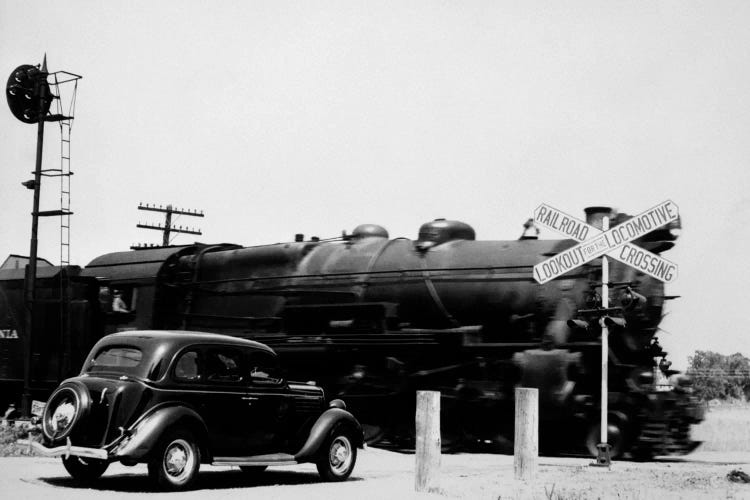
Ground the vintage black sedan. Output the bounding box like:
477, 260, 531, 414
24, 330, 364, 490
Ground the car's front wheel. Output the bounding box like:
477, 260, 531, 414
148, 429, 200, 491
316, 428, 356, 481
62, 455, 109, 482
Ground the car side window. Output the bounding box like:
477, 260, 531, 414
248, 350, 282, 385
205, 348, 244, 383
174, 350, 200, 381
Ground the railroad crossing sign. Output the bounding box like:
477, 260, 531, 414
530, 200, 680, 467
532, 200, 679, 284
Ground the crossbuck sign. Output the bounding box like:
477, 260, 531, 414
532, 200, 679, 284
530, 200, 679, 466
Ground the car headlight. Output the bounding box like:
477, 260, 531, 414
329, 399, 347, 410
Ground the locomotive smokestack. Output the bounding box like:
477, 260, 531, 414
584, 206, 614, 230
519, 218, 539, 240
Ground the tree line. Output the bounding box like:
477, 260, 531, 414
686, 350, 750, 401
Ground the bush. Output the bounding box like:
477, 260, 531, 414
686, 350, 750, 401
0, 423, 42, 457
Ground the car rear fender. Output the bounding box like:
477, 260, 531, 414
294, 408, 363, 463
111, 404, 208, 461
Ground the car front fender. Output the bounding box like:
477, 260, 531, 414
111, 404, 207, 461
294, 408, 364, 463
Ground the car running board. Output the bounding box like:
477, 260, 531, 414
213, 453, 298, 467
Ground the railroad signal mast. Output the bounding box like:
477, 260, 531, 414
135, 203, 204, 248
6, 55, 82, 416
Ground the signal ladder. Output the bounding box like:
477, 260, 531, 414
39, 74, 79, 264
58, 119, 72, 267
39, 119, 73, 263
39, 71, 80, 378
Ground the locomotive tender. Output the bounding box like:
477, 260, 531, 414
0, 207, 702, 457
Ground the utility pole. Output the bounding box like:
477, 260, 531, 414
134, 203, 204, 248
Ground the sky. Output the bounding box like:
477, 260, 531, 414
1, 1, 749, 368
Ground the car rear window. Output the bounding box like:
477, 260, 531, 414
88, 346, 143, 372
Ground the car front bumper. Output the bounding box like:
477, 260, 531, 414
17, 438, 108, 460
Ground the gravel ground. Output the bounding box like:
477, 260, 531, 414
1, 449, 750, 499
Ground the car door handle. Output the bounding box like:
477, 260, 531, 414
242, 396, 258, 401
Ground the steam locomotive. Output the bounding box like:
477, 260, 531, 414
0, 207, 703, 458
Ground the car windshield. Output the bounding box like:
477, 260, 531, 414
86, 346, 145, 375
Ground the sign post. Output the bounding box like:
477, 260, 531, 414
599, 215, 610, 465
532, 202, 679, 467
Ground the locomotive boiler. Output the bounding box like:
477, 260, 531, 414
0, 206, 703, 458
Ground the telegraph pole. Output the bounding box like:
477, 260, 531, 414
134, 203, 204, 248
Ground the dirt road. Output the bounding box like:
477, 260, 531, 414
1, 449, 749, 499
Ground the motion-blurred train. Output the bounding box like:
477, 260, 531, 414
0, 207, 703, 458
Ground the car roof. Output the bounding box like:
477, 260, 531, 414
99, 330, 276, 355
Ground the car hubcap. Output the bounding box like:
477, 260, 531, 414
329, 436, 352, 474
51, 401, 76, 434
164, 439, 193, 479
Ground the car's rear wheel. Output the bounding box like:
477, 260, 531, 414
62, 455, 109, 482
316, 428, 356, 481
148, 429, 200, 491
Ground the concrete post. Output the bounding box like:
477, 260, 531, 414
415, 390, 441, 493
514, 387, 538, 481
